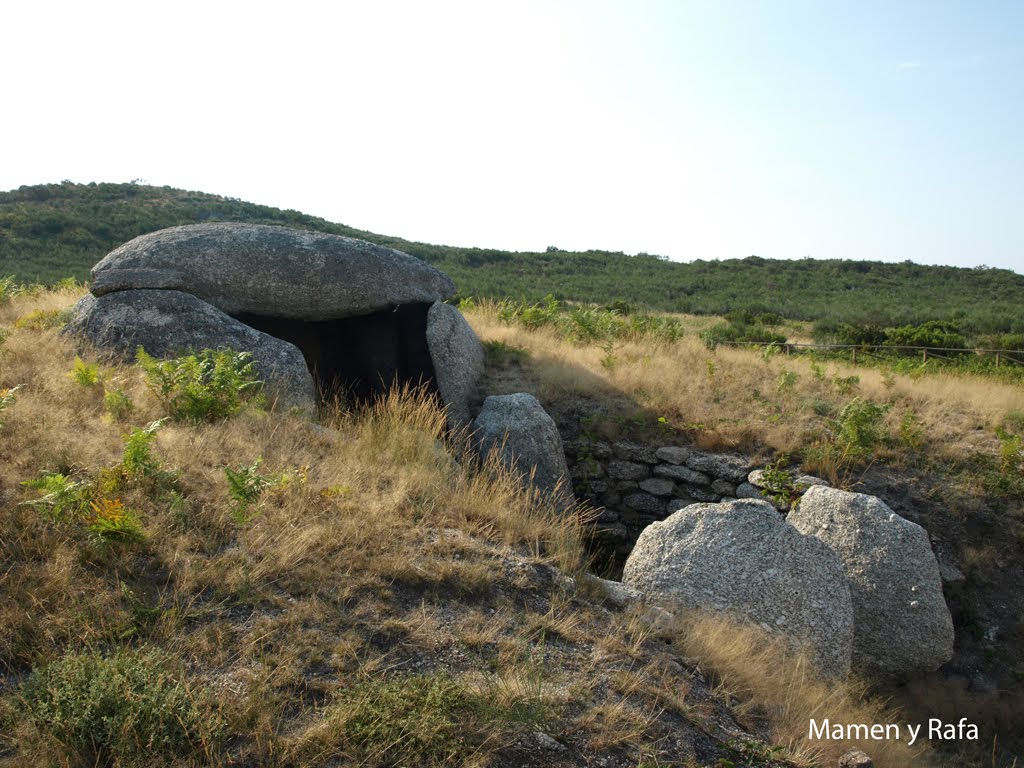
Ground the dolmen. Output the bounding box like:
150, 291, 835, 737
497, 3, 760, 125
65, 223, 484, 422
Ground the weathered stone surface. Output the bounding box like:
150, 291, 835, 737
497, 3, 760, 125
593, 522, 630, 542
623, 492, 665, 516
623, 499, 854, 679
612, 440, 658, 463
735, 482, 765, 500
90, 223, 455, 320
425, 301, 484, 427
795, 474, 830, 489
64, 290, 316, 411
584, 574, 643, 609
677, 484, 721, 503
735, 481, 789, 511
654, 463, 710, 486
838, 748, 874, 768
655, 446, 690, 465
685, 452, 751, 483
608, 460, 649, 481
571, 459, 606, 480
711, 479, 737, 497
472, 393, 572, 504
666, 498, 695, 514
787, 486, 954, 680
639, 477, 675, 497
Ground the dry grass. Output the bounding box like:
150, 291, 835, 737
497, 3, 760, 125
465, 303, 1024, 464
673, 611, 931, 768
0, 287, 998, 767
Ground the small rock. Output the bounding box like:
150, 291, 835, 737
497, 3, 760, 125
608, 460, 649, 481
685, 452, 751, 483
613, 440, 659, 463
531, 731, 565, 751
938, 560, 966, 585
585, 574, 643, 609
678, 484, 721, 503
624, 492, 665, 516
639, 477, 675, 496
654, 464, 711, 486
655, 445, 690, 465
795, 473, 830, 488
572, 460, 606, 480
666, 498, 694, 514
593, 522, 630, 542
711, 479, 737, 497
838, 747, 873, 768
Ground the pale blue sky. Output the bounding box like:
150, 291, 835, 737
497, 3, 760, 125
2, 1, 1021, 272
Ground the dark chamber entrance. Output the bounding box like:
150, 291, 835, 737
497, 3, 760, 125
234, 303, 438, 404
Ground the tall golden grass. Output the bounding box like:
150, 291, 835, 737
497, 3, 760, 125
0, 287, 958, 767
465, 303, 1023, 461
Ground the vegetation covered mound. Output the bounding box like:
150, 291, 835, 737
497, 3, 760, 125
0, 285, 941, 767
3, 181, 1024, 332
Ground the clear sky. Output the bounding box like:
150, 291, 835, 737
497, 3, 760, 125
2, 1, 1021, 272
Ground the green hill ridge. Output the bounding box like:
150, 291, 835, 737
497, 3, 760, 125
2, 180, 1022, 332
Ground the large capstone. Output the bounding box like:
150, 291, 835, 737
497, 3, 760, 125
787, 486, 955, 680
89, 223, 455, 318
623, 499, 854, 679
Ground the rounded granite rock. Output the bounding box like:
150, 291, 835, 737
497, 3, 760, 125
787, 485, 954, 680
623, 498, 854, 679
89, 223, 455, 320
64, 289, 317, 412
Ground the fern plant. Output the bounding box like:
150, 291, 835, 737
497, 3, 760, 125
136, 347, 263, 422
85, 497, 145, 544
224, 458, 281, 524
21, 472, 92, 523
0, 384, 23, 428
120, 418, 170, 479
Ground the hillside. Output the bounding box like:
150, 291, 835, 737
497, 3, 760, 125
3, 181, 1023, 332
0, 286, 941, 768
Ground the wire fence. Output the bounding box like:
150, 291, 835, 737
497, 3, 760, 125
715, 341, 1024, 367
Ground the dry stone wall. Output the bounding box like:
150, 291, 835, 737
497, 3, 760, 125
563, 438, 825, 552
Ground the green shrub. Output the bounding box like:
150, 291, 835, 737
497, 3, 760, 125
70, 356, 102, 387
15, 648, 221, 767
813, 321, 887, 346
84, 497, 146, 545
136, 347, 263, 422
21, 471, 92, 523
120, 419, 170, 480
104, 388, 135, 421
700, 320, 787, 350
311, 674, 484, 766
224, 458, 281, 524
834, 397, 890, 461
884, 320, 966, 351
0, 274, 16, 304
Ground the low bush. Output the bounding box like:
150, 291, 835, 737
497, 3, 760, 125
13, 648, 222, 767
700, 320, 787, 349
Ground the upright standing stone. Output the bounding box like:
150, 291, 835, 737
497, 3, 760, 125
787, 486, 954, 680
472, 393, 572, 505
